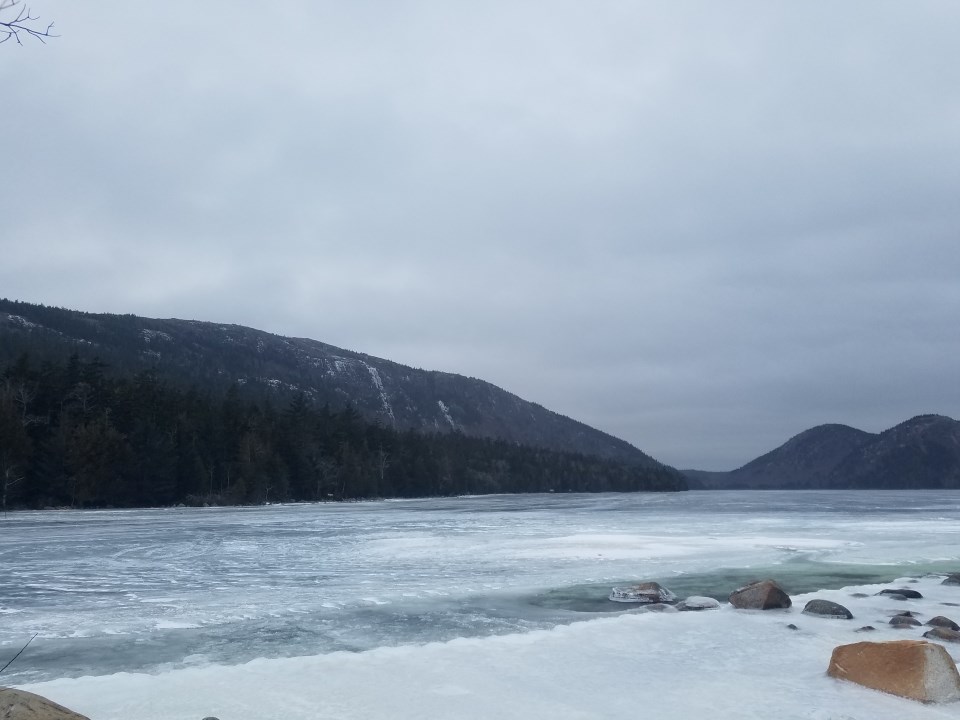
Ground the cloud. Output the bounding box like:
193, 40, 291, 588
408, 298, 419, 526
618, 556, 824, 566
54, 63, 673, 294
2, 1, 959, 468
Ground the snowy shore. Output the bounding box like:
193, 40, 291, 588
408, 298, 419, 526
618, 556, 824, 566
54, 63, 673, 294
21, 575, 960, 720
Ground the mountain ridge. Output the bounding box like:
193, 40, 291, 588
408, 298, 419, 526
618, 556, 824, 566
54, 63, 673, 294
684, 414, 960, 490
0, 298, 666, 470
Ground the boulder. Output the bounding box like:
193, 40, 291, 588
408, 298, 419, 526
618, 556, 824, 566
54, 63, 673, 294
609, 581, 677, 604
827, 640, 960, 703
889, 615, 922, 628
728, 580, 791, 610
802, 599, 853, 619
927, 616, 960, 631
924, 627, 960, 643
677, 596, 721, 612
942, 573, 960, 586
878, 588, 924, 599
0, 689, 90, 720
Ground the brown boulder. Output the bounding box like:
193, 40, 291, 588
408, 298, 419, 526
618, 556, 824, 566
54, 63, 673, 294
827, 640, 960, 703
728, 579, 792, 610
0, 688, 90, 720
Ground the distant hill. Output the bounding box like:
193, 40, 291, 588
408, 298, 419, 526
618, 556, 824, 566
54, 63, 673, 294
832, 415, 960, 489
0, 298, 666, 470
683, 415, 960, 490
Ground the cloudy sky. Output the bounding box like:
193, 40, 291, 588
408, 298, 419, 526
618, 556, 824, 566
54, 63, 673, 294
3, 1, 959, 470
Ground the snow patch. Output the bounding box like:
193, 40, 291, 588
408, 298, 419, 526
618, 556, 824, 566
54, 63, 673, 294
140, 329, 172, 344
6, 314, 38, 329
438, 400, 457, 430
365, 364, 396, 425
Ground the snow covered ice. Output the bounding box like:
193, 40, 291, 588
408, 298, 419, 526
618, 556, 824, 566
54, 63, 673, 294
3, 490, 960, 719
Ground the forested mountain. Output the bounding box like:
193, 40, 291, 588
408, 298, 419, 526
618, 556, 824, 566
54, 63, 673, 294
0, 299, 660, 467
0, 301, 686, 509
683, 415, 960, 490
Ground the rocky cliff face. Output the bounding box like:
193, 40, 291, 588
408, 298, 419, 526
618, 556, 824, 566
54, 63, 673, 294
0, 300, 665, 469
684, 415, 960, 490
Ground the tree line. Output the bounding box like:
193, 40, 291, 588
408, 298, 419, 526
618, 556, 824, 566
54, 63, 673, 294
0, 353, 685, 510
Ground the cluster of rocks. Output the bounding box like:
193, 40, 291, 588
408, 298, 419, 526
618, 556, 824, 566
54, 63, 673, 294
609, 581, 720, 612
608, 572, 960, 704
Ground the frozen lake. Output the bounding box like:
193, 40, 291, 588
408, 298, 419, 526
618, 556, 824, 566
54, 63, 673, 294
3, 490, 960, 719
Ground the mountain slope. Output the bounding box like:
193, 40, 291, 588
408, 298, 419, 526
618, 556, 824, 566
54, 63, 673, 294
832, 414, 960, 489
729, 424, 875, 489
683, 416, 960, 490
0, 299, 665, 470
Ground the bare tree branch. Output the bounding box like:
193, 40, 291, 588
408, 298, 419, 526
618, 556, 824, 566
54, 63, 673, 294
0, 0, 56, 45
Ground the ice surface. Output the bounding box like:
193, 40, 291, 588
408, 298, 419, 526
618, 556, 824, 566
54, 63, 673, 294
3, 490, 960, 718
20, 576, 960, 720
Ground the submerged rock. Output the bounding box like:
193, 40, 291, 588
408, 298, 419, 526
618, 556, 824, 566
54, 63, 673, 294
786, 623, 799, 631
927, 616, 960, 631
878, 588, 924, 599
855, 626, 876, 633
0, 689, 90, 720
637, 603, 679, 613
827, 640, 960, 703
609, 581, 677, 604
942, 573, 960, 586
677, 596, 720, 612
802, 599, 853, 619
924, 627, 960, 643
728, 580, 791, 610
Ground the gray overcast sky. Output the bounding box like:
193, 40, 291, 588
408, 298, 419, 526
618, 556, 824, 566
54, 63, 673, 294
3, 1, 959, 470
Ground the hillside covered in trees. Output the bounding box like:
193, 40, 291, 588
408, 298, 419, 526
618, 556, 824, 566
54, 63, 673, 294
0, 299, 663, 468
0, 353, 686, 510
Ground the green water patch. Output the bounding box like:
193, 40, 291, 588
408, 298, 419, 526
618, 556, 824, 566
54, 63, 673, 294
529, 558, 960, 613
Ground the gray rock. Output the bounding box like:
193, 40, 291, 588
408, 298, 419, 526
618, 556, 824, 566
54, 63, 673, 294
890, 615, 922, 628
802, 599, 853, 619
855, 625, 876, 632
943, 573, 960, 586
728, 579, 792, 610
924, 627, 960, 643
878, 588, 923, 599
676, 595, 720, 611
926, 616, 960, 631
786, 623, 799, 630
